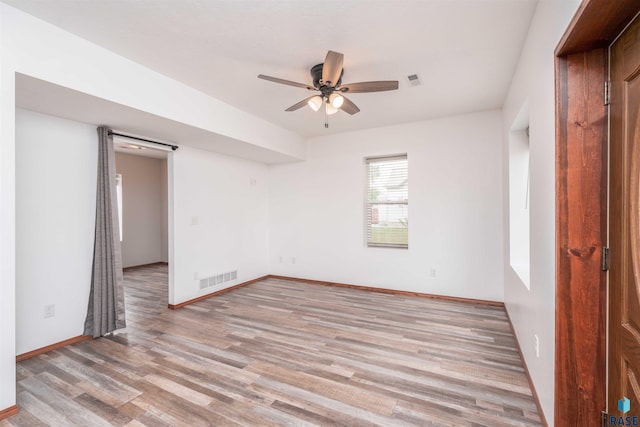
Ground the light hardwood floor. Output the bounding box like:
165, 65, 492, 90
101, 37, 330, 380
2, 264, 541, 426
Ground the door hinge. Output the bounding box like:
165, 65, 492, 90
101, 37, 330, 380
605, 81, 611, 106
602, 247, 610, 271
602, 410, 609, 427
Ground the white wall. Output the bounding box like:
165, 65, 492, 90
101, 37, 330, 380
15, 108, 97, 355
115, 152, 166, 268
0, 7, 17, 410
269, 110, 505, 302
502, 1, 580, 424
170, 146, 270, 305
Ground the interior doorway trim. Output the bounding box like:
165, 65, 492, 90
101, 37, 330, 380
555, 1, 640, 425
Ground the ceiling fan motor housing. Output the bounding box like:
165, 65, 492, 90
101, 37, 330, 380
311, 63, 343, 93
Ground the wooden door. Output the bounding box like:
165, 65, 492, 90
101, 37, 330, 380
609, 14, 640, 418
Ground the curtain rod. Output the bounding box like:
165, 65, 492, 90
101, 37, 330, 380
109, 131, 179, 151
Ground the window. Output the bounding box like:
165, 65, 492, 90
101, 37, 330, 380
365, 154, 408, 248
509, 103, 530, 289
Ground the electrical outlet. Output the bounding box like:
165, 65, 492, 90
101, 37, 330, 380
44, 304, 55, 318
193, 272, 198, 280
279, 256, 283, 263
534, 334, 540, 358
291, 257, 296, 264
429, 268, 436, 278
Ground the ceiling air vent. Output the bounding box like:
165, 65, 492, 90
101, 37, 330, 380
407, 74, 421, 86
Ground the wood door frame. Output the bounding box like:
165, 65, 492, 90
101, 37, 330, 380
555, 1, 640, 425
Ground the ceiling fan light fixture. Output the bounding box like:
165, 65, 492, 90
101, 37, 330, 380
308, 95, 323, 112
329, 93, 344, 108
258, 50, 399, 125
325, 102, 339, 115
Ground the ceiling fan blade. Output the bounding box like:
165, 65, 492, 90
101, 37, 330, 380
339, 81, 399, 93
340, 95, 360, 115
258, 74, 315, 90
285, 96, 318, 112
322, 50, 344, 87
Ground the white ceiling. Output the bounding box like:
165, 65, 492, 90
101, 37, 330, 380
5, 0, 537, 138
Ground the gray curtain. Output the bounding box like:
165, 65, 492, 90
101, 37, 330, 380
84, 126, 126, 337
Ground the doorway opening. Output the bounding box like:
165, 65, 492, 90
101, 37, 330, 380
114, 139, 170, 307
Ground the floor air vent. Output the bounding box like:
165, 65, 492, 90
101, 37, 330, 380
199, 270, 238, 290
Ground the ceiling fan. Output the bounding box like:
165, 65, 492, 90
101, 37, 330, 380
258, 50, 398, 127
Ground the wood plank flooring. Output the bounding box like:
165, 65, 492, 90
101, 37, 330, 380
2, 264, 542, 426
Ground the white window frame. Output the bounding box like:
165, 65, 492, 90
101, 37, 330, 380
364, 154, 408, 249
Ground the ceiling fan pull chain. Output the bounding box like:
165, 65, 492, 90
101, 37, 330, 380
325, 103, 329, 128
